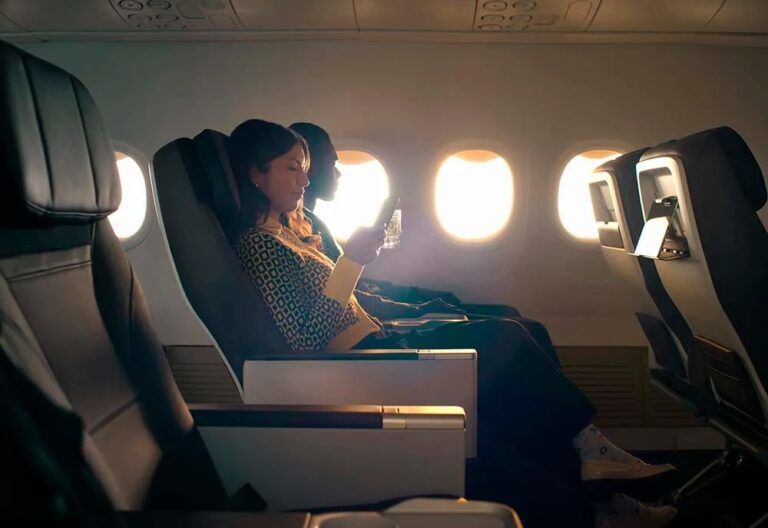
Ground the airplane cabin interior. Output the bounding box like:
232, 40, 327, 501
0, 1, 767, 527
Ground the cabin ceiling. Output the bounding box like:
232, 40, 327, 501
2, 0, 768, 45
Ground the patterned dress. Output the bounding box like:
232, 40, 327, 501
235, 220, 378, 350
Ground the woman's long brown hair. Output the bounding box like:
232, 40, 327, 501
229, 119, 322, 248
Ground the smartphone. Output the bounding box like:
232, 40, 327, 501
375, 196, 400, 229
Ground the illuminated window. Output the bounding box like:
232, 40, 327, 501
558, 150, 622, 241
435, 150, 513, 241
108, 152, 148, 241
314, 150, 390, 241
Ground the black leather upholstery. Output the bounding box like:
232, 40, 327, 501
0, 41, 120, 227
193, 130, 242, 242
597, 150, 694, 372
0, 41, 227, 511
153, 139, 288, 381
641, 127, 768, 389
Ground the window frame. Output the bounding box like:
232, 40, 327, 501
553, 140, 633, 251
431, 141, 518, 246
110, 141, 153, 250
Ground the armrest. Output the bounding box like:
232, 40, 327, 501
242, 349, 477, 458
195, 404, 467, 510
247, 349, 475, 361
310, 498, 523, 528
190, 403, 465, 430
122, 511, 309, 528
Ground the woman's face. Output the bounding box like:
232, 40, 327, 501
250, 142, 310, 215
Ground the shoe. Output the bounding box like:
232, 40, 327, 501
582, 459, 676, 482
594, 494, 678, 528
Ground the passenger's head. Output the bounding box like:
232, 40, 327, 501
289, 122, 340, 205
229, 119, 310, 229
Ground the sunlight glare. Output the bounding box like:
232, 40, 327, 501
558, 150, 622, 241
108, 153, 147, 240
314, 153, 390, 241
435, 152, 513, 241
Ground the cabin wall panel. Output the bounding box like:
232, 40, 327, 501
20, 41, 768, 347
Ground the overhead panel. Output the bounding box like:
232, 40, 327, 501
0, 0, 128, 31
355, 0, 476, 31
110, 0, 243, 31
705, 0, 768, 33
473, 1, 601, 33
232, 0, 356, 31
589, 0, 724, 32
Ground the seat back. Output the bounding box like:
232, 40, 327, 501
637, 127, 768, 425
0, 41, 225, 510
590, 150, 691, 378
153, 134, 288, 382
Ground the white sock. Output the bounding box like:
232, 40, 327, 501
572, 424, 642, 464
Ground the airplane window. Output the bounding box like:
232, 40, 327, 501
108, 152, 148, 241
558, 150, 623, 241
314, 150, 390, 241
435, 150, 513, 241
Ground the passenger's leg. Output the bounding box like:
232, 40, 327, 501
407, 319, 595, 453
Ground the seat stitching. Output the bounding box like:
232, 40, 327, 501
5, 260, 91, 282
20, 56, 55, 210
88, 396, 139, 436
70, 78, 99, 210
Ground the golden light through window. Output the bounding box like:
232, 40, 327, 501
314, 150, 390, 241
108, 152, 147, 240
435, 150, 513, 241
558, 150, 622, 241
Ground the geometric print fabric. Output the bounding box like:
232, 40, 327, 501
235, 227, 358, 350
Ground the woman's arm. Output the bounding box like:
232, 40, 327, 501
236, 232, 359, 350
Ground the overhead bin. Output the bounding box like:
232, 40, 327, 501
356, 0, 475, 31
589, 0, 724, 32
705, 0, 768, 34
0, 0, 129, 31
232, 0, 357, 31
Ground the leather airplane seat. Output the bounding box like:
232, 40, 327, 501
0, 39, 228, 511
636, 127, 768, 438
154, 133, 289, 381
590, 151, 699, 407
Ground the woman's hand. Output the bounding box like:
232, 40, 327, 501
344, 226, 386, 265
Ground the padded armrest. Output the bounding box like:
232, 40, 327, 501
196, 404, 467, 510
310, 498, 523, 528
242, 349, 478, 457
246, 348, 475, 361
122, 511, 309, 528
190, 403, 465, 429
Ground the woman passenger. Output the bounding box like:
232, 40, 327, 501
228, 119, 677, 528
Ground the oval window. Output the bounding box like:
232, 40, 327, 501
558, 150, 622, 241
313, 150, 390, 241
108, 152, 148, 241
435, 150, 513, 241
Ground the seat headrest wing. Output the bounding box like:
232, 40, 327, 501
642, 127, 766, 211
192, 129, 241, 240
0, 41, 120, 227
595, 148, 648, 245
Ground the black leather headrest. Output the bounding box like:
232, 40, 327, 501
595, 148, 648, 245
642, 127, 766, 211
0, 41, 120, 227
192, 130, 241, 241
